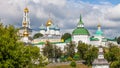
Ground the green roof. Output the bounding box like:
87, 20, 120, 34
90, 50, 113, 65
95, 30, 103, 36
90, 37, 99, 41
107, 38, 116, 41
65, 38, 71, 43
72, 27, 90, 35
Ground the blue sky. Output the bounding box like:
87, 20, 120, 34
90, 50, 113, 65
0, 0, 120, 38
74, 0, 120, 5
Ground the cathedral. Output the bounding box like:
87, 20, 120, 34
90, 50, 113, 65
33, 17, 61, 44
18, 5, 117, 47
72, 15, 117, 47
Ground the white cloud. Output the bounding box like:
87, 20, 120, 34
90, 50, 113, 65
0, 0, 120, 38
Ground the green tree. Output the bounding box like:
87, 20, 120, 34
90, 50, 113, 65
33, 33, 43, 39
42, 41, 54, 62
77, 42, 89, 59
84, 46, 98, 66
117, 36, 120, 44
42, 41, 62, 62
70, 61, 76, 68
61, 33, 71, 41
105, 45, 120, 68
64, 41, 76, 58
73, 53, 80, 61
54, 46, 62, 62
0, 24, 47, 68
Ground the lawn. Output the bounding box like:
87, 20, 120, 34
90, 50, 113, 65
45, 63, 91, 68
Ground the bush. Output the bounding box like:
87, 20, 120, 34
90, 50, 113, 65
67, 57, 73, 61
70, 61, 76, 68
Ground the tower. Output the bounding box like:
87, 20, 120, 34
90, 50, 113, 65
22, 7, 30, 28
19, 4, 32, 37
72, 15, 90, 44
21, 28, 31, 44
92, 46, 109, 68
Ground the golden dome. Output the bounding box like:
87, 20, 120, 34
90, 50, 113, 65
24, 7, 29, 13
46, 19, 52, 26
23, 21, 27, 25
23, 28, 29, 37
97, 24, 101, 27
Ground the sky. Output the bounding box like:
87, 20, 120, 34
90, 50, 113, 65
0, 0, 120, 38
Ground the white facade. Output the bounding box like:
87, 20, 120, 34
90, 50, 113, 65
49, 29, 55, 35
40, 30, 46, 35
92, 65, 109, 68
72, 35, 90, 44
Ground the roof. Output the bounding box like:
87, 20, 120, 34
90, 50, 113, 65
72, 27, 90, 35
92, 59, 109, 65
49, 24, 55, 30
65, 38, 71, 43
39, 24, 46, 30
95, 30, 103, 36
107, 38, 116, 41
55, 25, 60, 30
90, 37, 99, 41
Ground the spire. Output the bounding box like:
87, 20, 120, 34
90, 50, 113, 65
22, 0, 30, 28
77, 14, 84, 27
46, 13, 52, 26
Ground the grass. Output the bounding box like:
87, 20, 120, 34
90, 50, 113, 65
45, 63, 91, 68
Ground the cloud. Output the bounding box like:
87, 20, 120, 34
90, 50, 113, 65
0, 0, 120, 38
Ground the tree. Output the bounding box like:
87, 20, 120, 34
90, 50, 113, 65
61, 33, 71, 41
77, 42, 89, 59
0, 24, 47, 68
70, 61, 76, 68
73, 53, 80, 61
54, 46, 62, 62
104, 45, 120, 68
33, 33, 43, 39
42, 41, 62, 62
117, 36, 120, 44
64, 41, 76, 58
42, 41, 54, 62
84, 46, 98, 66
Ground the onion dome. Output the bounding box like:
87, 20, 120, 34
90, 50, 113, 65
23, 28, 29, 37
39, 24, 46, 30
97, 24, 101, 27
55, 25, 60, 31
95, 24, 103, 36
24, 7, 29, 13
49, 24, 55, 30
23, 21, 27, 27
46, 19, 52, 26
